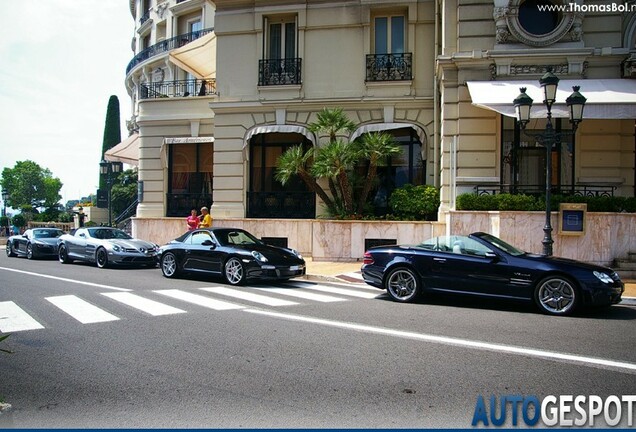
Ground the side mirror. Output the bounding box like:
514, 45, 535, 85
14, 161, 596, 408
201, 239, 216, 248
485, 252, 499, 261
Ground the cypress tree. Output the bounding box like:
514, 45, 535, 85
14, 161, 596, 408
99, 95, 122, 190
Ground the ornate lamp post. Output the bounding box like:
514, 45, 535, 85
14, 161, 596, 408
1, 189, 7, 217
99, 160, 123, 226
513, 70, 587, 256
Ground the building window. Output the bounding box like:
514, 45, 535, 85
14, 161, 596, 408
518, 0, 560, 36
501, 116, 573, 195
259, 16, 301, 85
247, 133, 315, 218
167, 142, 213, 217
367, 12, 411, 81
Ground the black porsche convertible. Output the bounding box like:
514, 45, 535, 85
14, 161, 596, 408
361, 232, 624, 316
158, 228, 306, 285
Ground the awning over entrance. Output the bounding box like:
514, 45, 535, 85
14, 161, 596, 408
243, 125, 317, 148
350, 122, 427, 155
168, 32, 216, 79
467, 79, 636, 119
104, 133, 139, 166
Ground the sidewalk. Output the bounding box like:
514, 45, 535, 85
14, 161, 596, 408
303, 257, 636, 300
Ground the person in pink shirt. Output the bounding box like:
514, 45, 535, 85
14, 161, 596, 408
186, 209, 199, 231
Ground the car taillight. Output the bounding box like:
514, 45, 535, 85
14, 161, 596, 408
363, 252, 374, 265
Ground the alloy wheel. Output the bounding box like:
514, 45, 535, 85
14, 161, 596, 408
224, 257, 245, 285
26, 244, 33, 259
161, 253, 179, 278
96, 248, 108, 269
536, 276, 578, 316
386, 267, 420, 302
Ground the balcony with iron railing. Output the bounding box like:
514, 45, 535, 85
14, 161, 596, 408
139, 10, 150, 26
258, 58, 302, 86
140, 78, 217, 99
126, 28, 213, 75
365, 53, 413, 82
474, 184, 616, 197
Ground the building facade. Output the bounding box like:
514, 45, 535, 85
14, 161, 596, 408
120, 0, 636, 255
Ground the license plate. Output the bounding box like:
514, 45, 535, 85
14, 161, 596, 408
290, 265, 300, 271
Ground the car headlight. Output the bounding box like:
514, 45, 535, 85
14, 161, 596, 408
593, 271, 614, 284
290, 248, 303, 260
251, 251, 268, 262
112, 245, 121, 252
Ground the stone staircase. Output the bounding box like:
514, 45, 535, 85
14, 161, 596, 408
613, 252, 636, 281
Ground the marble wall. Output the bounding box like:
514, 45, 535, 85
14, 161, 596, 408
131, 211, 636, 265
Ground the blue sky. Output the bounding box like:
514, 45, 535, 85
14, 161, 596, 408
0, 1, 133, 204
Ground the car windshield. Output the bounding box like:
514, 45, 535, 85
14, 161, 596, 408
476, 233, 526, 256
214, 229, 261, 247
89, 228, 132, 240
33, 229, 63, 239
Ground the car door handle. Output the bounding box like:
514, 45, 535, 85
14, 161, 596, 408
433, 258, 447, 263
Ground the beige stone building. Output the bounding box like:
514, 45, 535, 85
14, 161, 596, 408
116, 0, 636, 257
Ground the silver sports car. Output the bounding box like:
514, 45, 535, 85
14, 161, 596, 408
57, 227, 159, 268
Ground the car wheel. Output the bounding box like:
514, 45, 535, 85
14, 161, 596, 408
385, 267, 421, 303
534, 275, 579, 316
160, 252, 180, 278
58, 244, 72, 264
96, 248, 109, 269
6, 241, 16, 257
26, 243, 34, 260
224, 257, 245, 286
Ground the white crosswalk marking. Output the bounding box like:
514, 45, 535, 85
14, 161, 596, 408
101, 292, 186, 316
46, 295, 120, 324
0, 301, 45, 332
293, 283, 379, 299
254, 286, 345, 302
200, 287, 298, 306
154, 289, 244, 310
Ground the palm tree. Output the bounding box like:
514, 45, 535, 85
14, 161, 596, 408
308, 107, 356, 144
311, 139, 358, 215
353, 132, 402, 213
275, 145, 335, 211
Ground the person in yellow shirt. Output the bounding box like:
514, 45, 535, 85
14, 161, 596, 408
198, 206, 212, 228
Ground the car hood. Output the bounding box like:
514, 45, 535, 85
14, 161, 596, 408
237, 243, 304, 264
524, 253, 613, 273
107, 239, 157, 251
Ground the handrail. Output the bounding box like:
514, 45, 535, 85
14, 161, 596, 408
126, 28, 213, 75
115, 199, 138, 224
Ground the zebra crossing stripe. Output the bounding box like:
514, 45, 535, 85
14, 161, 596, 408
0, 301, 45, 332
101, 292, 186, 316
154, 289, 244, 310
200, 287, 299, 307
293, 284, 379, 299
46, 295, 120, 324
254, 286, 345, 302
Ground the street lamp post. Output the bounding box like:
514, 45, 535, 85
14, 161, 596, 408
99, 160, 123, 226
1, 190, 7, 217
513, 70, 587, 256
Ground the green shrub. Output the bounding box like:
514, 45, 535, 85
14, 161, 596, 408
388, 184, 440, 220
457, 192, 636, 212
11, 214, 25, 228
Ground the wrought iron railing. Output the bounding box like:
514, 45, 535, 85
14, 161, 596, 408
366, 53, 413, 82
474, 184, 616, 197
258, 58, 302, 86
166, 193, 213, 218
247, 192, 315, 219
126, 28, 214, 75
140, 79, 217, 99
139, 10, 150, 26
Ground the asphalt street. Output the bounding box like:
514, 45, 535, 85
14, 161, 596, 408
0, 253, 635, 428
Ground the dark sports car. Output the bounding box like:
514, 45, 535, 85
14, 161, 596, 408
6, 228, 64, 259
159, 228, 306, 285
361, 232, 624, 316
57, 227, 159, 268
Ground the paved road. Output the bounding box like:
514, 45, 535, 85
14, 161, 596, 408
1, 253, 635, 428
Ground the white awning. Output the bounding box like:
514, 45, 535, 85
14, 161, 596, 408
467, 79, 636, 119
104, 133, 139, 166
350, 122, 427, 146
168, 32, 216, 79
160, 136, 215, 168
243, 125, 317, 149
